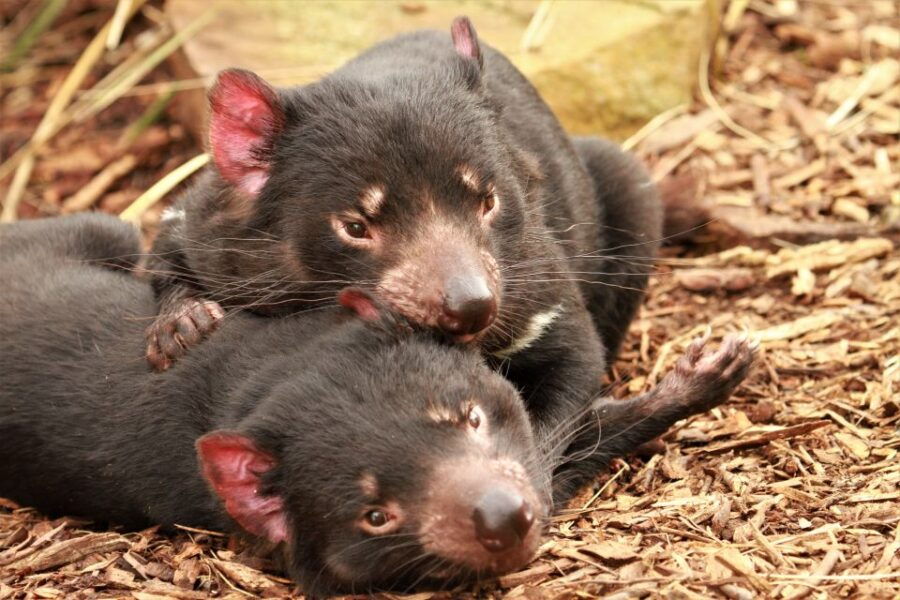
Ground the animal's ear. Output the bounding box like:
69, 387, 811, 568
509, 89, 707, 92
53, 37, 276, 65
337, 287, 382, 322
451, 16, 483, 70
196, 431, 288, 544
208, 69, 284, 197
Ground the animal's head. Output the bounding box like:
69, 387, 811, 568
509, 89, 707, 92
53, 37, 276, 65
205, 17, 533, 342
195, 289, 549, 595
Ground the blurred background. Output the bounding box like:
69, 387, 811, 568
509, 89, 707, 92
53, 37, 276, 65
1, 0, 896, 246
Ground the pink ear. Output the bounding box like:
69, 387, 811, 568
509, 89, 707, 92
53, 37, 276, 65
196, 431, 288, 544
208, 69, 284, 196
450, 16, 482, 69
338, 287, 381, 322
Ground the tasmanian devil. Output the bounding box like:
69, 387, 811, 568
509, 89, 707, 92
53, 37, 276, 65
1, 215, 756, 596
0, 214, 548, 595
144, 17, 664, 487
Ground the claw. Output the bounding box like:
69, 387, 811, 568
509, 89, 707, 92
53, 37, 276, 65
145, 298, 225, 372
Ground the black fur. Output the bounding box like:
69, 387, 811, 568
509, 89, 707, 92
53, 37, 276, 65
0, 215, 546, 596
1, 215, 754, 595
145, 26, 662, 495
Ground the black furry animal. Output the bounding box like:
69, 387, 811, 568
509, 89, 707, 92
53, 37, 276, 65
143, 18, 663, 493
0, 215, 548, 596
0, 215, 755, 595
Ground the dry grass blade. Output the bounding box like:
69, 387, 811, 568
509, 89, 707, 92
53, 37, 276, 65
119, 153, 210, 224
0, 0, 148, 222
0, 0, 67, 72
621, 103, 690, 152
118, 86, 176, 147
520, 0, 556, 53
105, 0, 135, 50
698, 420, 832, 454
698, 44, 785, 151
69, 7, 216, 122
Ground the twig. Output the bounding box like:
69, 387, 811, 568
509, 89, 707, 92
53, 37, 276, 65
699, 420, 832, 454
60, 154, 138, 214
783, 549, 841, 600
698, 45, 785, 150
621, 103, 689, 152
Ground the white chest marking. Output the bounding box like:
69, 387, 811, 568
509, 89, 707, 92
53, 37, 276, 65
492, 304, 563, 359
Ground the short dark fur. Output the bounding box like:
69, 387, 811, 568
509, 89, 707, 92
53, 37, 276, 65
0, 215, 546, 596
145, 23, 662, 493
1, 216, 754, 596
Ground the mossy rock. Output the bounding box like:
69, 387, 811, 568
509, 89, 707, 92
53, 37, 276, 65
166, 0, 719, 140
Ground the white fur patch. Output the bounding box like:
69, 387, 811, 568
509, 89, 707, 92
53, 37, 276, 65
492, 304, 563, 358
160, 206, 185, 222
458, 165, 480, 191
360, 185, 385, 217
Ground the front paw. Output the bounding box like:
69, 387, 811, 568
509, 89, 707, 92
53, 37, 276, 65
146, 299, 225, 371
657, 333, 758, 412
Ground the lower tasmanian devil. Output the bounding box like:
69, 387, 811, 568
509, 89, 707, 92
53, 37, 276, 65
144, 16, 663, 494
0, 215, 756, 595
0, 215, 547, 596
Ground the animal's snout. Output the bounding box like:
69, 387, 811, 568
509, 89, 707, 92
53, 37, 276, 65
420, 457, 542, 574
438, 275, 496, 338
473, 488, 534, 552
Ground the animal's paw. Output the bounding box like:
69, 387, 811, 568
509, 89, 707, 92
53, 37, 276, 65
146, 298, 225, 371
658, 333, 758, 412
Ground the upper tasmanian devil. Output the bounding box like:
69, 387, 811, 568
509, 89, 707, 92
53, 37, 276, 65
146, 16, 662, 491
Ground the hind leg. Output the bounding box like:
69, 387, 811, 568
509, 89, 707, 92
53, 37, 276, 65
570, 137, 662, 360
553, 334, 757, 505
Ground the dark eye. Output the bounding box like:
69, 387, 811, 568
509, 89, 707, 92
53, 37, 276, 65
482, 193, 496, 216
467, 405, 483, 429
344, 221, 369, 239
366, 510, 388, 527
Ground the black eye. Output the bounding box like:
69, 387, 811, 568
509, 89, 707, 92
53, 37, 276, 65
467, 405, 482, 429
366, 510, 388, 527
344, 221, 369, 239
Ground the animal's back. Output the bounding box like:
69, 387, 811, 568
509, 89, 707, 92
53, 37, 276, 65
0, 215, 363, 529
0, 216, 170, 522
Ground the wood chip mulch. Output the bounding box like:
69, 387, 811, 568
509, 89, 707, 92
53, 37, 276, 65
1, 1, 898, 598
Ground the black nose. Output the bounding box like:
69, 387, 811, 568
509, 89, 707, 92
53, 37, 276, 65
473, 489, 534, 553
438, 276, 496, 337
